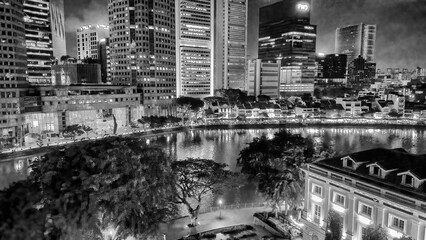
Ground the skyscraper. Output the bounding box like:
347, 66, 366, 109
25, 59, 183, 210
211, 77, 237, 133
108, 0, 176, 116
176, 0, 214, 99
348, 55, 376, 83
335, 23, 376, 64
0, 0, 28, 145
248, 59, 280, 99
98, 38, 111, 83
258, 0, 317, 97
214, 0, 248, 91
317, 54, 347, 79
77, 24, 109, 61
23, 0, 66, 85
50, 0, 66, 59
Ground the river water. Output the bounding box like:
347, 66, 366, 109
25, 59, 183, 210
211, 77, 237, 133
2, 126, 426, 213
144, 126, 426, 212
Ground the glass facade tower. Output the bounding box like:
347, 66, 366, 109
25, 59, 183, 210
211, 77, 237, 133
0, 0, 28, 145
258, 0, 316, 97
77, 24, 109, 60
176, 0, 214, 99
214, 0, 247, 91
23, 0, 66, 85
335, 23, 376, 64
108, 0, 176, 116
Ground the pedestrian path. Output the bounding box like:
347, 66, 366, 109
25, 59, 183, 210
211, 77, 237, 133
160, 206, 272, 240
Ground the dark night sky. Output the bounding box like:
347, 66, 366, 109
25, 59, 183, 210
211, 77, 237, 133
65, 0, 426, 69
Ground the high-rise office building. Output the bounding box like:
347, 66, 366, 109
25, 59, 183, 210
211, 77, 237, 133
77, 24, 109, 60
23, 0, 66, 85
248, 59, 280, 99
176, 0, 214, 99
98, 38, 111, 83
335, 23, 376, 64
317, 54, 347, 79
348, 55, 376, 83
214, 0, 247, 91
259, 0, 316, 97
108, 0, 176, 116
50, 0, 66, 59
0, 0, 28, 145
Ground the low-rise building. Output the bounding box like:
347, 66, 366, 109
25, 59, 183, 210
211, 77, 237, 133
52, 63, 102, 85
24, 85, 141, 134
248, 59, 281, 99
302, 148, 426, 240
336, 98, 367, 116
237, 102, 281, 118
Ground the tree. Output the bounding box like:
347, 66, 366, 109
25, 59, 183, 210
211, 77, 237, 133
216, 89, 248, 106
176, 97, 204, 123
60, 55, 71, 64
257, 95, 271, 102
389, 109, 403, 118
172, 158, 232, 227
238, 130, 334, 217
62, 124, 85, 140
81, 125, 93, 138
363, 226, 388, 240
36, 135, 43, 148
301, 93, 313, 103
28, 137, 177, 239
247, 96, 257, 103
82, 57, 98, 64
203, 96, 226, 105
0, 181, 47, 240
325, 210, 343, 240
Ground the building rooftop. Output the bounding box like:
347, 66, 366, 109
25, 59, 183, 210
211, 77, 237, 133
314, 148, 426, 201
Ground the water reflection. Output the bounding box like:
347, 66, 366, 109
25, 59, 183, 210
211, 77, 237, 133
145, 126, 426, 212
2, 126, 426, 212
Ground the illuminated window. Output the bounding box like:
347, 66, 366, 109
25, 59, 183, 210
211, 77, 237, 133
313, 204, 321, 224
404, 175, 413, 187
392, 217, 405, 231
359, 203, 372, 217
312, 184, 322, 196
389, 214, 406, 233
334, 193, 345, 205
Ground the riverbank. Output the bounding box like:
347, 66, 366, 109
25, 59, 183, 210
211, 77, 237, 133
2, 117, 426, 159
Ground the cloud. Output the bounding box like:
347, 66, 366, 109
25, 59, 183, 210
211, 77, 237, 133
65, 0, 108, 32
65, 0, 108, 56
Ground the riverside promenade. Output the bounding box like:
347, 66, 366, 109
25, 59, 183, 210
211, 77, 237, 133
161, 206, 273, 240
3, 116, 426, 154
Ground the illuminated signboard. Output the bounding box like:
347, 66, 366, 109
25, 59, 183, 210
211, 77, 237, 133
296, 2, 309, 12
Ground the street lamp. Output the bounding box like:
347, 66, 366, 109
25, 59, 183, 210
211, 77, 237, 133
218, 199, 223, 218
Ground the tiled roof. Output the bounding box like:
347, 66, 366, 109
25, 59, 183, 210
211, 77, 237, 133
314, 148, 426, 200
319, 148, 426, 179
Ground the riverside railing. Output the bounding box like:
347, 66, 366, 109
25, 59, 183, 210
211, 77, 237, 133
197, 202, 267, 215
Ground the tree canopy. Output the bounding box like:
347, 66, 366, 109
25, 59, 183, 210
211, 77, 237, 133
0, 138, 178, 239
238, 130, 334, 217
325, 210, 343, 240
216, 89, 248, 106
0, 181, 45, 240
176, 97, 204, 123
257, 95, 271, 102
62, 124, 85, 140
176, 97, 204, 111
171, 158, 232, 226
363, 226, 388, 240
138, 116, 180, 129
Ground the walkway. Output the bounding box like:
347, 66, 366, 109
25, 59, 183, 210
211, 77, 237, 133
160, 206, 272, 240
